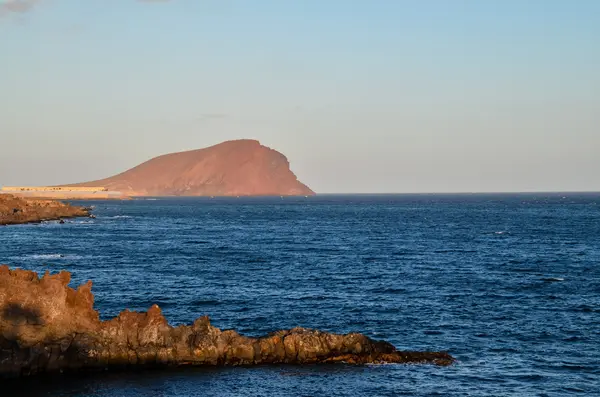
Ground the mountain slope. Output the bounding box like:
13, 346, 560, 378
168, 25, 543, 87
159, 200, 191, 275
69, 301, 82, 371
72, 140, 314, 196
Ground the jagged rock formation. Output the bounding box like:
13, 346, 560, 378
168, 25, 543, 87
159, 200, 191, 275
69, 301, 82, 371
0, 194, 91, 225
70, 140, 315, 196
0, 266, 454, 378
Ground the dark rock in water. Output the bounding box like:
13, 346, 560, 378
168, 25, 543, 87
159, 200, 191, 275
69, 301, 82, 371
0, 266, 454, 378
59, 219, 65, 224
0, 195, 91, 225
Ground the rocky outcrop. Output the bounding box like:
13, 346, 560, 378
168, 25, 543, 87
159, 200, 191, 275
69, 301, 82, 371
70, 140, 315, 196
0, 194, 91, 225
0, 266, 454, 378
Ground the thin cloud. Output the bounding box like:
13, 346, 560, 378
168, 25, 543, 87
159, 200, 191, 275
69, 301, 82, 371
0, 0, 41, 14
1, 0, 172, 16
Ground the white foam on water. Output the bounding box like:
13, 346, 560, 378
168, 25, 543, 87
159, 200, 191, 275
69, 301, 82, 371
31, 254, 64, 259
542, 277, 565, 282
10, 254, 85, 260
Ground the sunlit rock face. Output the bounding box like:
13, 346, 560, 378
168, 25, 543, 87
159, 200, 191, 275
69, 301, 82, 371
0, 266, 454, 378
71, 140, 315, 197
0, 194, 90, 225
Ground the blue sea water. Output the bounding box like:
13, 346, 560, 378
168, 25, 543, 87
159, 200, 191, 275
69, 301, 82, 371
1, 194, 599, 396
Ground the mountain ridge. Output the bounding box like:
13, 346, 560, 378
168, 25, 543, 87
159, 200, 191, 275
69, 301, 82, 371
70, 139, 314, 197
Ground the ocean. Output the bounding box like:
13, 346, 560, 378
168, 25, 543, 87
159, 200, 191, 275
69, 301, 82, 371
1, 194, 599, 396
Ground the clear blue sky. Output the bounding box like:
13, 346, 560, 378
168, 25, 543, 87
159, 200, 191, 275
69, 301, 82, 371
1, 0, 598, 192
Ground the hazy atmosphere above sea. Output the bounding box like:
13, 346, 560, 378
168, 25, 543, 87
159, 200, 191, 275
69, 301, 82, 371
1, 0, 599, 193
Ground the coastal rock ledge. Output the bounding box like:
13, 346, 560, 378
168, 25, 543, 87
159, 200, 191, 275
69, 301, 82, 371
0, 266, 454, 379
0, 194, 90, 225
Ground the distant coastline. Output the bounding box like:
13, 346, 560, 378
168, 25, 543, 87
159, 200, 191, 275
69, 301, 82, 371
0, 194, 92, 225
0, 186, 128, 200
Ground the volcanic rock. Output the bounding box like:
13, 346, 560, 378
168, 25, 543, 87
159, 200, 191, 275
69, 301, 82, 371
0, 195, 91, 225
0, 266, 454, 378
70, 140, 314, 197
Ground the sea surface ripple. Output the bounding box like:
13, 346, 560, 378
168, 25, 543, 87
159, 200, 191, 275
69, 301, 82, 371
1, 194, 599, 396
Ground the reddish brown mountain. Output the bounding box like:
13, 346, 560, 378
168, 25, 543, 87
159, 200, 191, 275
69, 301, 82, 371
72, 140, 314, 197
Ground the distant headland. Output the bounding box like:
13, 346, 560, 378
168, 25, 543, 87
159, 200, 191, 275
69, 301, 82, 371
1, 140, 315, 199
0, 194, 91, 225
71, 139, 314, 197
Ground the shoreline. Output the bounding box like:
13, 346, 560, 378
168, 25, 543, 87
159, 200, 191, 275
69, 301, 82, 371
0, 192, 128, 200
0, 266, 454, 379
0, 194, 93, 225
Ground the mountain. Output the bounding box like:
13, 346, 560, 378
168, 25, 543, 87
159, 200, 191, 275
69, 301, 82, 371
71, 140, 315, 197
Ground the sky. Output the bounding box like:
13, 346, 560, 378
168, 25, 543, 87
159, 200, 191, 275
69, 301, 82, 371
1, 0, 598, 193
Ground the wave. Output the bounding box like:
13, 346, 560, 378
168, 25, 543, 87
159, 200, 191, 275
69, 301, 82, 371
11, 254, 85, 260
30, 254, 65, 259
573, 305, 597, 313
433, 249, 477, 253
542, 277, 564, 282
190, 299, 221, 306
366, 286, 406, 294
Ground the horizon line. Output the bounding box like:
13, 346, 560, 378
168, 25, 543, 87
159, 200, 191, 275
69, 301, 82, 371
314, 190, 600, 195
